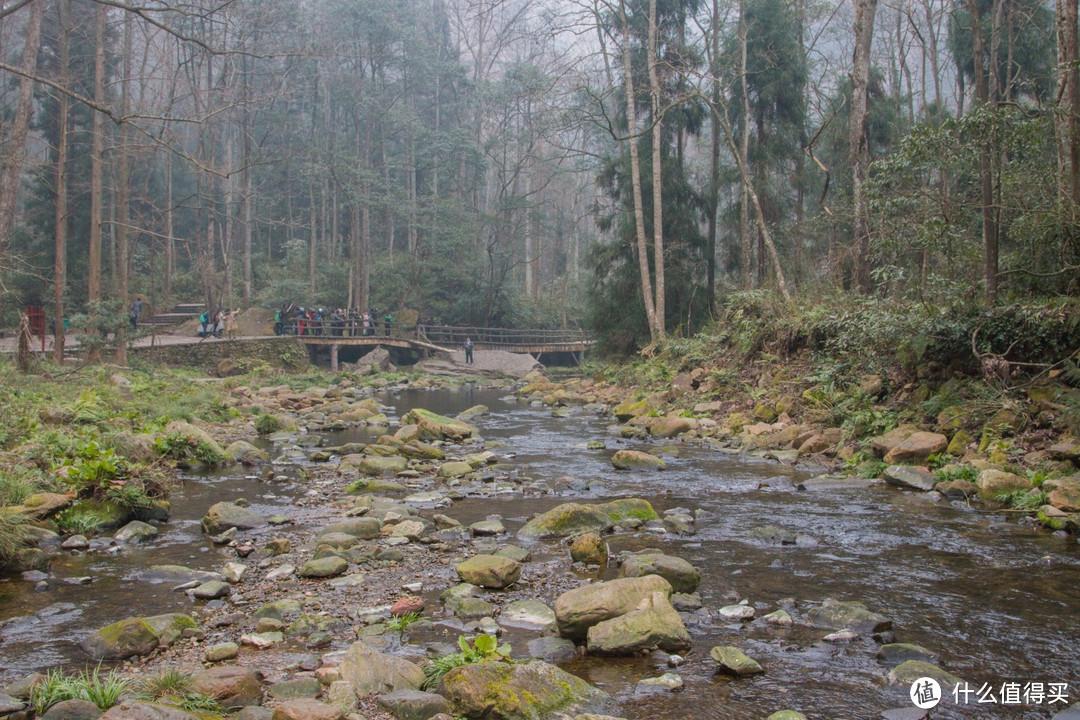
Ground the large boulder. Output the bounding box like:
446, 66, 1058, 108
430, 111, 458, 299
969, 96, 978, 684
201, 502, 266, 535
98, 703, 201, 719
882, 432, 948, 465
870, 425, 920, 458
554, 574, 673, 640
13, 493, 72, 520
438, 661, 610, 720
585, 591, 691, 655
617, 550, 699, 593
456, 555, 521, 590
271, 700, 343, 720
975, 469, 1030, 500
226, 441, 270, 465
358, 456, 408, 475
401, 409, 476, 442
191, 666, 264, 708
517, 503, 612, 540
1047, 478, 1080, 512
594, 499, 658, 523
338, 641, 424, 695
377, 690, 451, 720
649, 416, 693, 438
610, 450, 663, 471
79, 617, 159, 661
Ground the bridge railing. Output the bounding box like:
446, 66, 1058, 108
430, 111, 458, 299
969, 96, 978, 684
282, 319, 588, 348
416, 325, 589, 348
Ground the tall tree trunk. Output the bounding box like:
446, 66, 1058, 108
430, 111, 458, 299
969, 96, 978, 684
360, 113, 373, 312
647, 0, 665, 337
705, 0, 720, 315
619, 0, 658, 340
164, 144, 173, 301
89, 1, 105, 304
0, 0, 43, 272
968, 0, 999, 301
739, 0, 752, 289
52, 0, 71, 366
115, 12, 132, 364
851, 0, 879, 293
1057, 0, 1080, 207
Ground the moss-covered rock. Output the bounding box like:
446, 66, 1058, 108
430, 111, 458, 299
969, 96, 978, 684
617, 550, 700, 593
517, 503, 612, 540
610, 450, 663, 471
594, 498, 658, 523
79, 617, 159, 661
975, 469, 1030, 500
401, 408, 475, 441
710, 646, 764, 676
339, 641, 424, 695
586, 591, 690, 655
357, 455, 408, 476
569, 533, 608, 565
456, 554, 521, 589
142, 613, 197, 647
555, 574, 673, 640
947, 429, 973, 456
201, 501, 266, 535
613, 398, 652, 423
438, 660, 611, 720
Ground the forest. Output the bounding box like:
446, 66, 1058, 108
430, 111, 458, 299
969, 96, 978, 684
0, 0, 1078, 356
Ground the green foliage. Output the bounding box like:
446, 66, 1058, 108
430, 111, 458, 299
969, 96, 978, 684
934, 464, 979, 483
54, 508, 106, 535
66, 442, 125, 486
925, 453, 954, 470
254, 413, 283, 435
0, 508, 28, 566
993, 488, 1048, 511
105, 481, 155, 510
386, 611, 422, 634
77, 666, 132, 710
421, 634, 512, 690
30, 666, 131, 713
30, 669, 77, 715
845, 449, 887, 478
154, 433, 228, 465
0, 469, 34, 506
134, 668, 224, 715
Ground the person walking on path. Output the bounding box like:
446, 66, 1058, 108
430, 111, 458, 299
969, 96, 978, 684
464, 337, 474, 364
130, 298, 142, 329
384, 313, 393, 337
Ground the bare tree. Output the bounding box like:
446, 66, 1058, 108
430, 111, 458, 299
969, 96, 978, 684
851, 0, 879, 292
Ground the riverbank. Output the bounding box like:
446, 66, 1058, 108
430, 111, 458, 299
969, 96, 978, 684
0, 318, 1078, 719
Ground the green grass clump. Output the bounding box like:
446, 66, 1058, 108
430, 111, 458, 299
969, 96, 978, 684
994, 488, 1047, 511
254, 413, 283, 435
54, 508, 106, 535
30, 666, 131, 713
934, 464, 979, 483
134, 668, 224, 715
0, 508, 28, 567
386, 611, 422, 634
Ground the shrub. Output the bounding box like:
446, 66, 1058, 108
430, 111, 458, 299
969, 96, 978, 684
0, 508, 28, 566
54, 508, 106, 536
254, 413, 283, 435
154, 433, 228, 465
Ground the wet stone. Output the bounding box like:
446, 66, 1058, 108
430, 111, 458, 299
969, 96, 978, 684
192, 580, 231, 599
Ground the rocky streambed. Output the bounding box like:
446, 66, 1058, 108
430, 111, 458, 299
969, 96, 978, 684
1, 383, 1079, 720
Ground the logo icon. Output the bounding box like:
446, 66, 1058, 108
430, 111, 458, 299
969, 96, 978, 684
911, 677, 942, 709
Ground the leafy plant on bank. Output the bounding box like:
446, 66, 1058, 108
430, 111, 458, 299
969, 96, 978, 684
154, 433, 228, 465
53, 508, 106, 535
993, 488, 1047, 511
421, 634, 512, 690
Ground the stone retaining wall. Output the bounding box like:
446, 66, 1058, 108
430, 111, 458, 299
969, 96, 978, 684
130, 336, 310, 371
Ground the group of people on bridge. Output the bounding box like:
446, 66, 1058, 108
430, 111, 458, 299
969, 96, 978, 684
273, 305, 394, 338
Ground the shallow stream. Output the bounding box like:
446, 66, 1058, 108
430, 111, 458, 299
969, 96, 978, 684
2, 386, 1078, 719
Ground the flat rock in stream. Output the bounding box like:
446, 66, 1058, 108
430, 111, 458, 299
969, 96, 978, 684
338, 641, 424, 695
807, 598, 892, 633
142, 565, 223, 584
617, 550, 699, 593
201, 502, 267, 535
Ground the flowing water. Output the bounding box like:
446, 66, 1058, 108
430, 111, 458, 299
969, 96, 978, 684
2, 385, 1078, 719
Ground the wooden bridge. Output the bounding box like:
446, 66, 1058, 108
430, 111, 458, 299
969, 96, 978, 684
288, 322, 593, 364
